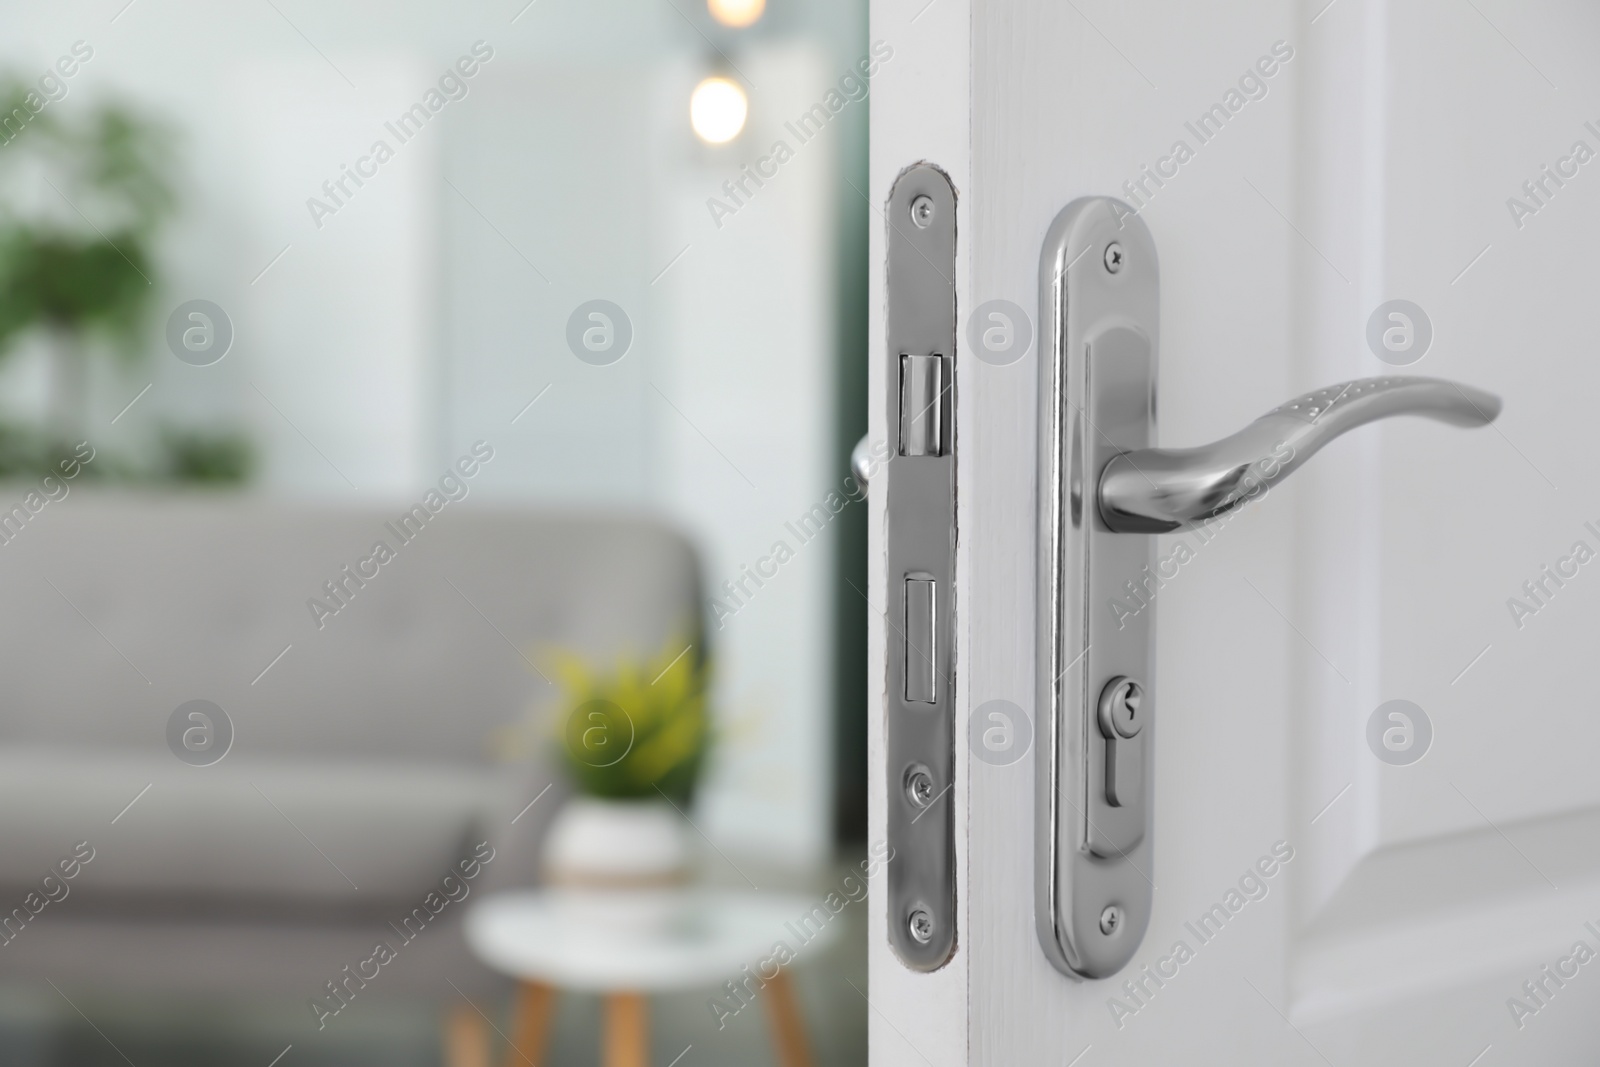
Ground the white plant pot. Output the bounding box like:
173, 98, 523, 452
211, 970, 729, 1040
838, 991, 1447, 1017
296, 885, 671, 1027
541, 796, 692, 888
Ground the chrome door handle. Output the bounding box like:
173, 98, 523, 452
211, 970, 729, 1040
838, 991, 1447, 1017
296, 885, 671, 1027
851, 434, 875, 489
1099, 376, 1502, 533
1035, 196, 1504, 981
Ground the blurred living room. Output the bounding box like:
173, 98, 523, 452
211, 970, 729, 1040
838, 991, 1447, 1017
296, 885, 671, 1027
0, 1, 871, 1064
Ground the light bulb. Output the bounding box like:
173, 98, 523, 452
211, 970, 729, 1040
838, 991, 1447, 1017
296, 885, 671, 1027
708, 0, 765, 28
690, 76, 748, 144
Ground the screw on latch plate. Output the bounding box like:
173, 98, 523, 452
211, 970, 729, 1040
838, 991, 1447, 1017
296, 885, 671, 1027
908, 907, 935, 945
1099, 904, 1123, 936
904, 765, 936, 808
910, 195, 935, 229
1103, 241, 1124, 274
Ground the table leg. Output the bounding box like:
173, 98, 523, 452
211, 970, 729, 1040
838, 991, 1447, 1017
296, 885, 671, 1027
444, 1003, 490, 1067
602, 991, 649, 1067
763, 969, 815, 1067
504, 981, 557, 1067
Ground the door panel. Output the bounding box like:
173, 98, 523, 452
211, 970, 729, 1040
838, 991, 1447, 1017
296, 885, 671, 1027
870, 0, 1600, 1062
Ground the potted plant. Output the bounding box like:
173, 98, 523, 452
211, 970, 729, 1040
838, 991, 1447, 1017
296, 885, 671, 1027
0, 79, 251, 485
539, 635, 712, 887
0, 82, 174, 452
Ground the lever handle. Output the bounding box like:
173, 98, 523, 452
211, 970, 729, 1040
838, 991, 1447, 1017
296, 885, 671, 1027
1036, 200, 1507, 979
1098, 375, 1502, 533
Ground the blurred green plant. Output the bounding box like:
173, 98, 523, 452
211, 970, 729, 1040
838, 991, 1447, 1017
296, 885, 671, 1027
0, 81, 175, 438
544, 635, 712, 803
0, 424, 126, 481
0, 421, 252, 483
0, 80, 250, 485
156, 425, 255, 484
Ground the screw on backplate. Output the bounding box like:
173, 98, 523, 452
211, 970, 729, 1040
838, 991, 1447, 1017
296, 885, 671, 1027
910, 195, 935, 229
1099, 905, 1123, 936
908, 908, 935, 945
904, 766, 936, 808
1103, 242, 1124, 274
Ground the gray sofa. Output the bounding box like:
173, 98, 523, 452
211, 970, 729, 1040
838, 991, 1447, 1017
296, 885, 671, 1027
0, 493, 700, 1005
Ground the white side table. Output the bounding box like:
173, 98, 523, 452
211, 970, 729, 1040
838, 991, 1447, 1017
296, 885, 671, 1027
455, 889, 835, 1067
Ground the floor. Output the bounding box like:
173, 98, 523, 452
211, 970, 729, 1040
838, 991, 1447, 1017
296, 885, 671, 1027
0, 891, 867, 1066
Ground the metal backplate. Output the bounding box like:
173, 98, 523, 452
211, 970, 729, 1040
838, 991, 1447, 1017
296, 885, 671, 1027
1035, 198, 1157, 979
885, 163, 957, 971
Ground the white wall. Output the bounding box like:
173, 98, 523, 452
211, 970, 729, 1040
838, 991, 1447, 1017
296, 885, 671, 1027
230, 55, 438, 494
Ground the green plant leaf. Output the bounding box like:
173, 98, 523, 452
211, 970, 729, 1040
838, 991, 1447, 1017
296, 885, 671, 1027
545, 633, 711, 802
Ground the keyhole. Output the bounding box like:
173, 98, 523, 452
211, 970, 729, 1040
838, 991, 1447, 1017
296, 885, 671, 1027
1098, 677, 1145, 740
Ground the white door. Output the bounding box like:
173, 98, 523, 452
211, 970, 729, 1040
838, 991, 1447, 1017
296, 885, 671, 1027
868, 1, 1600, 1063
